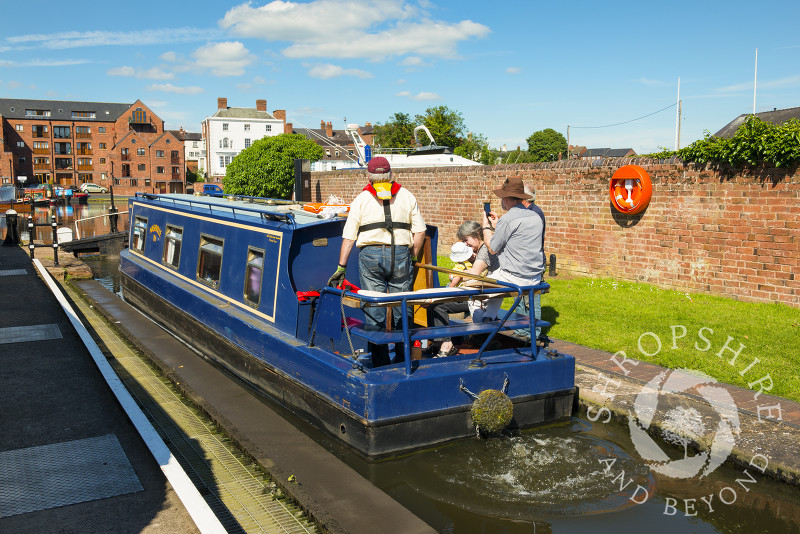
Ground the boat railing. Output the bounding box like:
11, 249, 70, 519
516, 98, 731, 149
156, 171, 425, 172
133, 192, 302, 224
313, 265, 549, 376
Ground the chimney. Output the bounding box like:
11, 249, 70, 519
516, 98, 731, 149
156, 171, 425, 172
320, 120, 326, 129
285, 122, 293, 134
272, 109, 286, 122
365, 122, 371, 128
217, 97, 227, 110
256, 99, 267, 112
326, 121, 333, 138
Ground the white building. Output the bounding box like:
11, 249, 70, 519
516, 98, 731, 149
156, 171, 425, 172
202, 97, 286, 181
168, 128, 206, 178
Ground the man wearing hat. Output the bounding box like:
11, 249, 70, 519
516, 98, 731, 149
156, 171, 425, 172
479, 176, 545, 322
328, 156, 427, 366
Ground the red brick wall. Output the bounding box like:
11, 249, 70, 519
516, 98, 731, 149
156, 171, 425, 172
312, 159, 800, 307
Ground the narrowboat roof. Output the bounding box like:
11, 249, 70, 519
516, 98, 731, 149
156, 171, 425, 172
133, 193, 336, 228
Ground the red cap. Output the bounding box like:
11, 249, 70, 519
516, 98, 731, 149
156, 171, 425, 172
367, 156, 391, 175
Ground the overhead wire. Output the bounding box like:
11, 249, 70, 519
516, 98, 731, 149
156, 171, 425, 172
570, 102, 677, 129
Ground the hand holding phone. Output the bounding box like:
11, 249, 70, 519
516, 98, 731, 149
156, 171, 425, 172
483, 201, 491, 216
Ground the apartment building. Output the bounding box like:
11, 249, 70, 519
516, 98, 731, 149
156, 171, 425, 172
202, 97, 287, 182
0, 98, 185, 194
168, 128, 205, 177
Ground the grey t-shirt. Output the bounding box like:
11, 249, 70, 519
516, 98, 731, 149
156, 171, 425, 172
475, 243, 500, 274
489, 204, 544, 278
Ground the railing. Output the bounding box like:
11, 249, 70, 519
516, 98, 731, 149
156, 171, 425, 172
171, 157, 181, 164
76, 149, 92, 155
77, 165, 93, 171
34, 163, 50, 170
121, 154, 130, 161
75, 132, 92, 139
73, 211, 130, 240
33, 148, 50, 154
121, 171, 131, 177
171, 172, 181, 179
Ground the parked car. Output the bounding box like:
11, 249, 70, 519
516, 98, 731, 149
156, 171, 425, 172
80, 183, 108, 194
202, 183, 224, 197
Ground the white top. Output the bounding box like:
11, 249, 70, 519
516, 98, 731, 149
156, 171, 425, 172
342, 187, 426, 247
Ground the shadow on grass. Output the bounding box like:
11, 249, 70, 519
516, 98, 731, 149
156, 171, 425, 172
541, 305, 559, 330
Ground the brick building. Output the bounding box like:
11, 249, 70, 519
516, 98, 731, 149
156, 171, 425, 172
0, 98, 185, 194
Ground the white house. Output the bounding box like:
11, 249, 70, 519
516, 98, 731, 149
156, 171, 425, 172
202, 97, 286, 181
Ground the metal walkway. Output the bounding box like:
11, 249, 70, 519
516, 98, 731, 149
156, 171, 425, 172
63, 280, 318, 534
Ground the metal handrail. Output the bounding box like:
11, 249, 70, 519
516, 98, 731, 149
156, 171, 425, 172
132, 192, 302, 224
73, 211, 129, 240
316, 279, 549, 375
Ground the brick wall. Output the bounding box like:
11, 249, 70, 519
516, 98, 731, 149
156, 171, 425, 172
311, 159, 800, 307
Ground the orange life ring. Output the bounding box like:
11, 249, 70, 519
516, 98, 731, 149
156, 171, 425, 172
609, 165, 652, 215
302, 202, 350, 214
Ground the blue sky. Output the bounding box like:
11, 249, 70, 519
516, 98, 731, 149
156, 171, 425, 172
1, 0, 798, 154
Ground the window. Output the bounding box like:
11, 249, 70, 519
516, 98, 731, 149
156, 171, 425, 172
55, 158, 72, 170
221, 138, 229, 149
163, 226, 183, 269
15, 124, 23, 131
17, 156, 25, 167
266, 125, 271, 132
244, 124, 250, 131
131, 139, 136, 143
138, 163, 146, 171
130, 179, 138, 186
244, 248, 264, 306
132, 217, 147, 253
137, 148, 145, 156
156, 150, 164, 157
78, 173, 92, 182
99, 143, 106, 149
222, 123, 229, 131
145, 179, 150, 186
75, 126, 91, 136
219, 155, 231, 168
16, 141, 24, 148
171, 167, 179, 176
157, 166, 165, 174
99, 158, 106, 164
192, 141, 198, 148
77, 142, 91, 154
197, 236, 224, 288
53, 126, 70, 138
171, 150, 179, 159
244, 138, 251, 149
71, 111, 95, 119
32, 125, 48, 137
99, 127, 106, 133
54, 142, 71, 155
25, 109, 51, 118
33, 141, 48, 150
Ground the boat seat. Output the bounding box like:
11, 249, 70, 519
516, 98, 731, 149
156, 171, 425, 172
341, 286, 543, 309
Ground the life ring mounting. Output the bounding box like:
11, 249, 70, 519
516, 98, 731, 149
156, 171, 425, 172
609, 165, 652, 215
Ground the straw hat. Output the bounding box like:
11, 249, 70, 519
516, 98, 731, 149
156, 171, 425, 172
449, 241, 473, 263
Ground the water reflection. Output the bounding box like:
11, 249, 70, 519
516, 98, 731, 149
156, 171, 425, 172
1, 200, 129, 245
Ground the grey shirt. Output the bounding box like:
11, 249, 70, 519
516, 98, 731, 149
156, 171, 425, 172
489, 203, 544, 278
475, 244, 500, 274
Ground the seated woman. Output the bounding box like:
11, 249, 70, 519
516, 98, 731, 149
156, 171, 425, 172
428, 220, 499, 358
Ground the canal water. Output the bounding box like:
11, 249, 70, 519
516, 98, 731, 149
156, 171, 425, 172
24, 202, 800, 533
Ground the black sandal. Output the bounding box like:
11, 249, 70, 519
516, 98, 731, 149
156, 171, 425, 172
434, 345, 459, 358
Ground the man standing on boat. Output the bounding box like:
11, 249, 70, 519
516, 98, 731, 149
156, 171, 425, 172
328, 156, 427, 366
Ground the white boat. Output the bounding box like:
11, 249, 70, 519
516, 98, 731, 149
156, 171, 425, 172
346, 124, 482, 169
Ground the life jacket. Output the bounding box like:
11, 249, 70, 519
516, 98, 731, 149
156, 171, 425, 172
358, 181, 412, 275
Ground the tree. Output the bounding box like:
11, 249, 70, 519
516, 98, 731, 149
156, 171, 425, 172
454, 132, 492, 164
372, 112, 415, 149
415, 105, 466, 149
526, 128, 568, 162
224, 134, 323, 198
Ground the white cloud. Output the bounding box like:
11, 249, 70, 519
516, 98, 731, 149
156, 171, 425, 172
0, 58, 90, 67
717, 74, 800, 93
399, 56, 423, 66
147, 83, 205, 95
107, 66, 175, 80
506, 67, 521, 74
161, 51, 178, 62
220, 0, 489, 61
397, 90, 440, 101
191, 41, 255, 76
636, 77, 665, 86
7, 81, 22, 89
6, 27, 215, 50
307, 63, 372, 79
395, 78, 406, 84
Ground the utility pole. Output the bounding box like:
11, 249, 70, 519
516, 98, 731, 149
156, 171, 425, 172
566, 125, 570, 158
753, 48, 758, 115
675, 77, 681, 151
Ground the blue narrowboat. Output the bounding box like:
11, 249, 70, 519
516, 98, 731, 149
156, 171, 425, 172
119, 193, 576, 457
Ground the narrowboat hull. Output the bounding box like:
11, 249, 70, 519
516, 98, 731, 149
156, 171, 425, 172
119, 193, 576, 458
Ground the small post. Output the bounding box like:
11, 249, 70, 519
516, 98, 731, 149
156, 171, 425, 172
3, 210, 20, 246
51, 214, 59, 266
27, 215, 35, 259
548, 254, 557, 277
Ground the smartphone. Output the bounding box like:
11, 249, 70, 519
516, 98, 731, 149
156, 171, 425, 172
483, 201, 491, 216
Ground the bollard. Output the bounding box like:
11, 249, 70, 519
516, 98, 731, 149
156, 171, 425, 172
3, 210, 20, 246
28, 215, 35, 259
548, 254, 557, 277
109, 206, 119, 234
51, 215, 59, 266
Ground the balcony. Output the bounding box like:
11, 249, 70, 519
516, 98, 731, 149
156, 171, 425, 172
33, 148, 50, 155
171, 157, 181, 164
77, 149, 93, 155
121, 170, 131, 177
121, 153, 131, 161
32, 132, 48, 139
75, 132, 92, 139
129, 110, 148, 124
171, 173, 182, 179
77, 165, 93, 171
34, 163, 50, 170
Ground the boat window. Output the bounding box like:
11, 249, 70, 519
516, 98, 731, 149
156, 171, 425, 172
197, 235, 224, 289
132, 217, 147, 253
162, 225, 183, 269
243, 248, 264, 306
